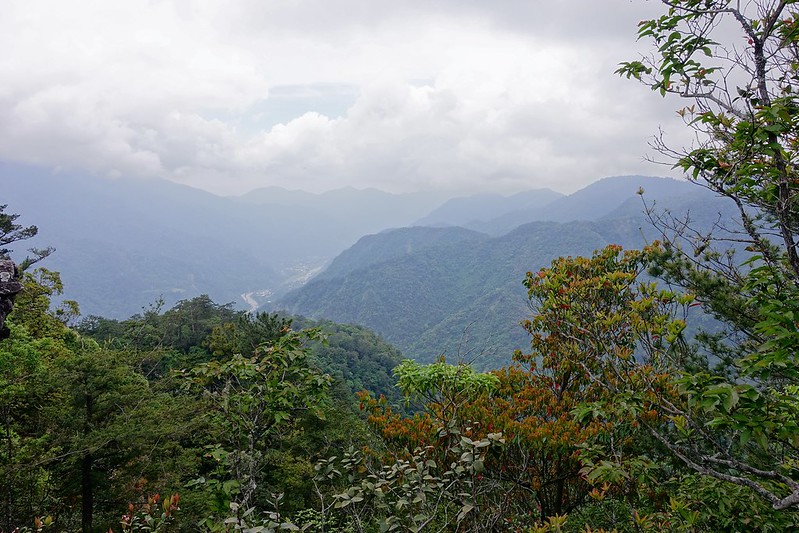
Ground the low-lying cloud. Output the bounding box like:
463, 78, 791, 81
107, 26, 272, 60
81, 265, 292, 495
0, 0, 689, 195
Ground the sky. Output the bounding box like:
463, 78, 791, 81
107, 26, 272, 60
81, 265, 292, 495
0, 0, 693, 196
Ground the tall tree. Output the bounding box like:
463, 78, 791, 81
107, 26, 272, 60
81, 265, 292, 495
610, 0, 799, 511
0, 269, 77, 530
0, 205, 53, 271
185, 327, 331, 523
351, 255, 684, 530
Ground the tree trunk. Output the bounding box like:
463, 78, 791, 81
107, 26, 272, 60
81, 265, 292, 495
3, 407, 12, 532
81, 451, 93, 533
82, 394, 94, 533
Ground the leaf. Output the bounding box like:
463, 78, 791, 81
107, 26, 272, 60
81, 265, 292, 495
722, 388, 739, 412
457, 503, 474, 522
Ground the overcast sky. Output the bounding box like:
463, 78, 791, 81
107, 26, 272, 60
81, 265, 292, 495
0, 0, 693, 196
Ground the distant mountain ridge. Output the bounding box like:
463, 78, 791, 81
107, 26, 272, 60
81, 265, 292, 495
413, 188, 564, 228
463, 175, 697, 235
3, 164, 713, 330
276, 176, 734, 369
0, 163, 444, 318
317, 226, 489, 281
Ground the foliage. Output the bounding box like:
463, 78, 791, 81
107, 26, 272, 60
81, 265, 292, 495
670, 474, 799, 532
517, 246, 689, 529
207, 312, 292, 360
45, 345, 195, 531
0, 204, 53, 271
514, 242, 799, 528
0, 270, 77, 531
196, 500, 299, 533
506, 245, 694, 525
295, 318, 405, 405
349, 285, 679, 531
119, 493, 181, 533
79, 295, 236, 360
183, 328, 332, 517
394, 359, 499, 404
615, 0, 799, 513
320, 361, 508, 531
81, 304, 405, 408
13, 269, 80, 337
316, 433, 505, 533
2, 271, 199, 532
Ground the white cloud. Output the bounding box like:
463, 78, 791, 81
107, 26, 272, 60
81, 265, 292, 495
0, 0, 690, 195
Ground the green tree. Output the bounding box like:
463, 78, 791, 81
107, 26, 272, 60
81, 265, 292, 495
0, 321, 59, 531
511, 245, 689, 529
0, 205, 53, 271
0, 269, 78, 530
2, 267, 198, 532
184, 327, 331, 525
517, 244, 799, 529
154, 295, 236, 355
520, 247, 677, 529
207, 311, 292, 360
616, 0, 799, 512
329, 360, 505, 532
47, 345, 166, 532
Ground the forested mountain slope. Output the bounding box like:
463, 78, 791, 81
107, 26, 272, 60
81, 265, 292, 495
278, 220, 633, 368
277, 177, 733, 368
317, 226, 489, 281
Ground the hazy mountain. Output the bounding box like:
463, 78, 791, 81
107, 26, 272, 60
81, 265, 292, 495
276, 177, 737, 369
471, 176, 697, 235
0, 163, 449, 318
4, 164, 731, 330
318, 226, 489, 281
277, 220, 634, 368
413, 188, 564, 228
538, 175, 693, 221
4, 166, 281, 317
235, 185, 450, 236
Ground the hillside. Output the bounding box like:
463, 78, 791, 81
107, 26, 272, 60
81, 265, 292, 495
1, 163, 447, 318
276, 177, 735, 369
317, 226, 489, 281
277, 220, 635, 368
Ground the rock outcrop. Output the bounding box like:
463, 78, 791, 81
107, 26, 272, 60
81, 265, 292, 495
0, 259, 22, 339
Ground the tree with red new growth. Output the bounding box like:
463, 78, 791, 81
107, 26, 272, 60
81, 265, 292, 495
354, 246, 687, 528
460, 245, 678, 523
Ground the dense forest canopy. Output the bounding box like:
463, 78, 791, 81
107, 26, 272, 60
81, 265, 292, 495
3, 1, 799, 532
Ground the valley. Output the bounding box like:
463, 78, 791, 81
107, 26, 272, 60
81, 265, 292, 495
3, 164, 734, 368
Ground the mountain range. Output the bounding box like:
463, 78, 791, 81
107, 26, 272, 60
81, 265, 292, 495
275, 176, 737, 368
1, 163, 444, 317
3, 164, 737, 368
